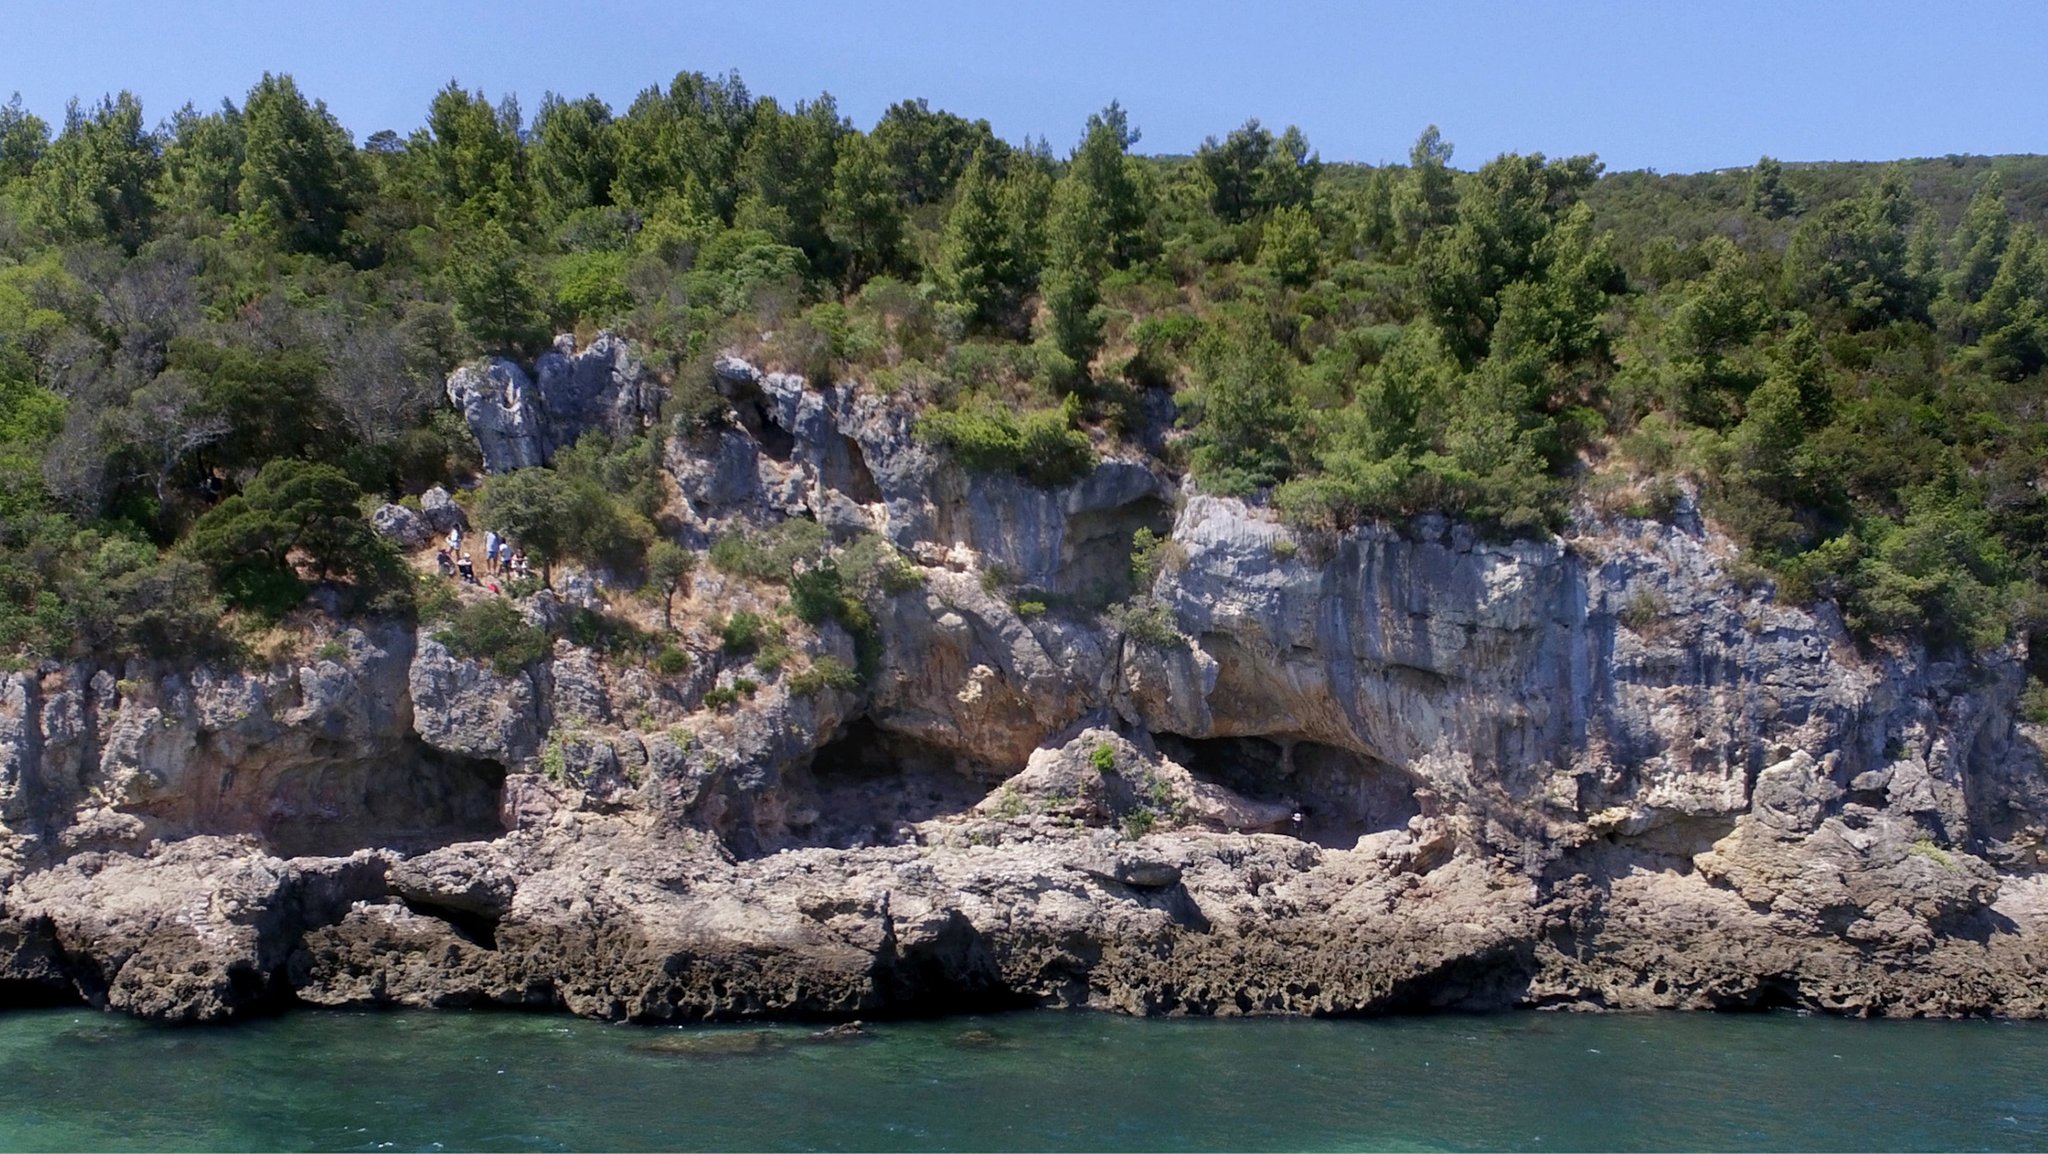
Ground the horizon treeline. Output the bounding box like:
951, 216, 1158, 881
4, 71, 2048, 680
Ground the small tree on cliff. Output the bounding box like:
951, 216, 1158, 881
647, 540, 695, 630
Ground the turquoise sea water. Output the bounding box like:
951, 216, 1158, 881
0, 1007, 2042, 1151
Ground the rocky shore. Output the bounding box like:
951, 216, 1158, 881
3, 337, 2046, 1024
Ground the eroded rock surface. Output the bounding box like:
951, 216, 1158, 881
3, 343, 2047, 1024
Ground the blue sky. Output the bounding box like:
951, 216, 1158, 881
8, 0, 2047, 173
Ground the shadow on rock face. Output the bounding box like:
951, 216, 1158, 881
257, 741, 508, 858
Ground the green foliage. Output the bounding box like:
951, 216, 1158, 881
646, 540, 696, 629
475, 464, 647, 585
937, 148, 1027, 334
917, 397, 1095, 487
184, 459, 399, 618
27, 92, 160, 250
449, 221, 550, 354
719, 609, 766, 654
1090, 743, 1117, 774
709, 518, 828, 583
1108, 596, 1183, 649
1183, 328, 1299, 495
5, 73, 2048, 668
434, 597, 550, 675
238, 73, 364, 254
789, 655, 860, 695
653, 646, 692, 675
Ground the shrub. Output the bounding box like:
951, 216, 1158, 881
1108, 596, 1183, 648
435, 598, 550, 675
1014, 599, 1047, 618
709, 518, 828, 584
789, 656, 861, 695
1090, 743, 1117, 774
720, 610, 765, 654
1128, 527, 1183, 589
653, 646, 691, 675
1618, 588, 1672, 638
916, 397, 1095, 487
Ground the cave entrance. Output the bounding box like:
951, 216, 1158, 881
1153, 733, 1420, 847
256, 740, 508, 858
773, 720, 989, 852
1059, 496, 1174, 604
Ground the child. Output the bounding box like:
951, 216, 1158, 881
458, 553, 477, 584
435, 548, 455, 578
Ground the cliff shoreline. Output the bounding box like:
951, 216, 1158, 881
2, 343, 2045, 1025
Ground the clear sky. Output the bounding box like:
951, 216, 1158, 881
7, 0, 2046, 173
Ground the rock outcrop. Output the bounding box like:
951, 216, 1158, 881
3, 342, 2047, 1024
446, 332, 665, 473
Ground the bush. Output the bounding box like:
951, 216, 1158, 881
434, 598, 550, 675
1090, 743, 1117, 773
789, 656, 861, 695
653, 646, 691, 675
709, 518, 828, 583
916, 397, 1095, 487
720, 610, 766, 654
1108, 596, 1183, 648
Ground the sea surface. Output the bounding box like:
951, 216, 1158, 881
0, 1006, 2042, 1151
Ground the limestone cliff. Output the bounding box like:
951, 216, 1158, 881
3, 341, 2047, 1023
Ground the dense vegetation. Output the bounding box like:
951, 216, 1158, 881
3, 72, 2048, 675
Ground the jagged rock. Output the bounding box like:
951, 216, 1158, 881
6, 351, 2048, 1024
371, 503, 430, 549
447, 332, 664, 474
408, 635, 542, 766
419, 486, 468, 533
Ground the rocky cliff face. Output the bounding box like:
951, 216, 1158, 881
3, 342, 2047, 1024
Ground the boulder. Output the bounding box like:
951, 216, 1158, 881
371, 503, 430, 549
419, 486, 468, 533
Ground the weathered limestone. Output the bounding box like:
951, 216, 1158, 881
0, 350, 2045, 1023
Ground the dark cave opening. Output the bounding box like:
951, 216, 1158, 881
1153, 733, 1421, 846
258, 742, 508, 859
768, 720, 991, 853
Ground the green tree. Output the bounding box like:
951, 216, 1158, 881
0, 93, 51, 183
1418, 150, 1604, 365
825, 131, 907, 289
871, 97, 1000, 205
1945, 171, 2011, 309
1038, 104, 1150, 371
1393, 125, 1458, 248
421, 82, 528, 226
646, 539, 696, 629
448, 220, 549, 354
610, 70, 755, 221
1258, 204, 1321, 286
184, 458, 392, 615
27, 92, 160, 250
937, 148, 1023, 333
1746, 155, 1797, 219
239, 73, 365, 254
155, 101, 245, 223
530, 92, 617, 221
1972, 223, 2048, 380
476, 467, 574, 585
738, 93, 846, 272
1783, 170, 1928, 328
1196, 119, 1316, 224
1183, 329, 1299, 494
